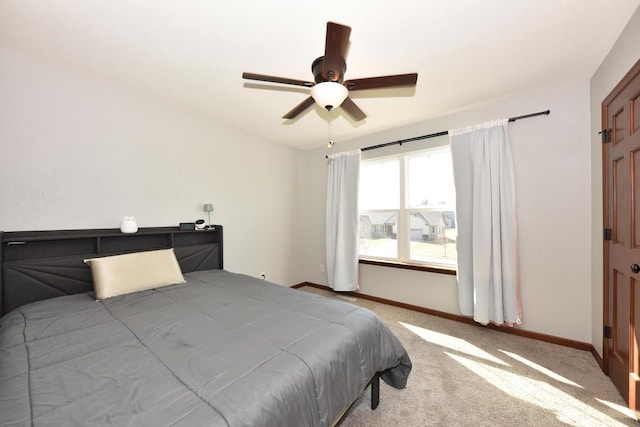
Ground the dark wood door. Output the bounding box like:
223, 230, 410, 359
604, 57, 640, 413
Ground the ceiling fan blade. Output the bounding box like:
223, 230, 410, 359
323, 22, 351, 81
341, 97, 366, 121
243, 72, 315, 87
344, 73, 418, 91
283, 96, 316, 119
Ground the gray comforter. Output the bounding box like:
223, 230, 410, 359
0, 270, 411, 426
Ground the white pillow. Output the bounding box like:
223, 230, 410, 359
84, 248, 186, 300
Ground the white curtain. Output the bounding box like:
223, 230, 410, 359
449, 119, 522, 326
326, 150, 361, 291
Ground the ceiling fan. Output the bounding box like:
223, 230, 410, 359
242, 22, 418, 122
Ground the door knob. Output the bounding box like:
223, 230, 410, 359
632, 264, 640, 274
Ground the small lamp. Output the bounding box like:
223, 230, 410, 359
203, 203, 214, 229
120, 216, 138, 234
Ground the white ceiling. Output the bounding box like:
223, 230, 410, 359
1, 1, 638, 150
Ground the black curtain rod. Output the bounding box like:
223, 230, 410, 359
326, 109, 550, 157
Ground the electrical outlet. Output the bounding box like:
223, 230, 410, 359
260, 272, 266, 280
320, 264, 325, 273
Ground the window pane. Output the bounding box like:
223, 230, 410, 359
408, 210, 457, 266
359, 213, 398, 258
407, 149, 455, 208
358, 148, 457, 270
359, 159, 399, 210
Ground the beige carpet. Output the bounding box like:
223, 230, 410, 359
298, 286, 638, 427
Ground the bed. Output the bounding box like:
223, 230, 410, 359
0, 226, 411, 426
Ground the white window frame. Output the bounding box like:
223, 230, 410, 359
359, 146, 456, 271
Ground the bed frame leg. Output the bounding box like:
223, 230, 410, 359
371, 372, 380, 410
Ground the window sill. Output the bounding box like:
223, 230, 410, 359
358, 258, 456, 275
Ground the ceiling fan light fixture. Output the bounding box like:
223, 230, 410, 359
311, 82, 348, 110
242, 22, 418, 123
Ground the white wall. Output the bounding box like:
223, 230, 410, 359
301, 81, 593, 343
590, 8, 640, 356
0, 50, 304, 286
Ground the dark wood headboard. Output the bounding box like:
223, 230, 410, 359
0, 225, 223, 317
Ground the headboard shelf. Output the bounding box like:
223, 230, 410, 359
1, 226, 224, 317
3, 226, 221, 242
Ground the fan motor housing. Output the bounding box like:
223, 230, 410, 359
312, 56, 346, 83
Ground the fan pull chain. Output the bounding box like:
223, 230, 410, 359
327, 108, 335, 149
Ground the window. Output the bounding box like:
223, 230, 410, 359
359, 146, 457, 270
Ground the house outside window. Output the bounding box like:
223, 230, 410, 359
359, 146, 457, 270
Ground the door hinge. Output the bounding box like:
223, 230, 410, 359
604, 325, 613, 339
604, 228, 613, 241
600, 129, 611, 143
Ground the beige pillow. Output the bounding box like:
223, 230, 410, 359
84, 248, 186, 300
